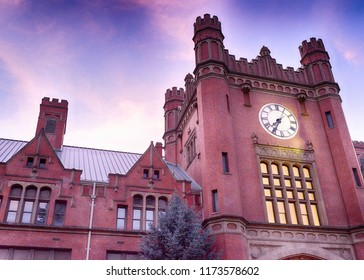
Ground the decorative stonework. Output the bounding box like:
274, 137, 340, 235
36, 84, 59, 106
204, 215, 357, 259
177, 99, 198, 133
250, 244, 281, 259
323, 248, 353, 260
254, 143, 314, 162
246, 228, 352, 245
228, 76, 316, 98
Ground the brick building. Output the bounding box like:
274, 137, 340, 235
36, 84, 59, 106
0, 14, 363, 260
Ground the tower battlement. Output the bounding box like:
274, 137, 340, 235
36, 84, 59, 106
194, 14, 222, 33
42, 97, 68, 108
299, 38, 329, 63
165, 87, 185, 103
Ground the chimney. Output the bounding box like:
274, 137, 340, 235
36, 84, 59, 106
155, 142, 163, 158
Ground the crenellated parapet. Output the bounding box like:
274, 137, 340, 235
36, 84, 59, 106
193, 14, 224, 43
41, 97, 68, 108
193, 14, 337, 89
299, 38, 329, 65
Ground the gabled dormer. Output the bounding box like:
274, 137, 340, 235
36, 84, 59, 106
35, 97, 68, 151
5, 129, 67, 180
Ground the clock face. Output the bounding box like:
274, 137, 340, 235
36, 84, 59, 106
259, 103, 298, 139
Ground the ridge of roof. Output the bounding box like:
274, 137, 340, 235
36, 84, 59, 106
0, 138, 201, 190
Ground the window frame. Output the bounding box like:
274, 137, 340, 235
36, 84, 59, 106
53, 200, 67, 226
222, 152, 230, 173
260, 161, 321, 226
116, 206, 127, 230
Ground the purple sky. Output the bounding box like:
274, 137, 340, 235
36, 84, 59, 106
0, 0, 363, 153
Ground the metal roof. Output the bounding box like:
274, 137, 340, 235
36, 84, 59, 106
166, 162, 201, 191
0, 138, 201, 190
56, 146, 142, 182
0, 138, 27, 162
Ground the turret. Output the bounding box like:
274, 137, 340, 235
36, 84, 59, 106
193, 14, 225, 65
163, 87, 184, 163
184, 73, 195, 103
35, 97, 68, 151
299, 38, 335, 84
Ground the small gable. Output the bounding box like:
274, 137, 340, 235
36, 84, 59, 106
124, 142, 177, 189
5, 130, 66, 179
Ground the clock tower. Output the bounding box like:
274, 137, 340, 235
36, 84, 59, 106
163, 14, 364, 259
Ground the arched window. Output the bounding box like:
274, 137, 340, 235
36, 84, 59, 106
132, 195, 143, 230
6, 185, 52, 225
21, 186, 37, 223
145, 196, 155, 230
158, 197, 168, 217
130, 194, 168, 231
36, 187, 51, 225
6, 185, 23, 223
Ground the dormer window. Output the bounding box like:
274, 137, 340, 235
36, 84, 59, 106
39, 158, 47, 169
26, 157, 34, 167
153, 170, 160, 180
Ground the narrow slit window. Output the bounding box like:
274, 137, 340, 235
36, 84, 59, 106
222, 152, 230, 173
353, 168, 362, 187
325, 111, 334, 128
212, 190, 219, 212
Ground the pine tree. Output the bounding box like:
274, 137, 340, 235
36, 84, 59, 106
140, 193, 219, 260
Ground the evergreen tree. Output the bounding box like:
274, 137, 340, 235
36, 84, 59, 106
140, 193, 219, 260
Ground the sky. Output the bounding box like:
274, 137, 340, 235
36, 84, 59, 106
0, 0, 363, 153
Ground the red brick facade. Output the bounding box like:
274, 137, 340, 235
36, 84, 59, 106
163, 14, 364, 260
1, 14, 364, 260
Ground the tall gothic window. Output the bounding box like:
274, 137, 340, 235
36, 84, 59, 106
260, 161, 320, 226
158, 197, 168, 218
132, 195, 143, 230
145, 196, 155, 231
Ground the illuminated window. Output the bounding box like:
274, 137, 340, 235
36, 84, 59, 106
260, 162, 321, 226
